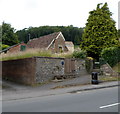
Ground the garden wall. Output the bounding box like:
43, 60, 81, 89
2, 58, 36, 85
35, 57, 65, 83
2, 57, 88, 85
100, 63, 118, 76
75, 59, 87, 76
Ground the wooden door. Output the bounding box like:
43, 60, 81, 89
65, 59, 75, 74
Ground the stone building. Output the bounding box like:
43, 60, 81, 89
65, 41, 74, 53
27, 32, 73, 53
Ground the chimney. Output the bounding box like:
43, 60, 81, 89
28, 33, 30, 41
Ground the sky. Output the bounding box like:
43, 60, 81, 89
0, 0, 119, 30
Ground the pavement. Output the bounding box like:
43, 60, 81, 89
1, 75, 119, 101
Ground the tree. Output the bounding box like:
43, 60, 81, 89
2, 22, 19, 46
80, 3, 119, 60
118, 29, 120, 37
16, 25, 84, 44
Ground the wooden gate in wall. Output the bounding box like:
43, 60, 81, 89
64, 59, 75, 74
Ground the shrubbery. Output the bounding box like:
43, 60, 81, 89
72, 50, 86, 59
101, 46, 120, 67
85, 57, 93, 73
0, 44, 10, 50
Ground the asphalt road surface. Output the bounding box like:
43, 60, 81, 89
2, 87, 119, 112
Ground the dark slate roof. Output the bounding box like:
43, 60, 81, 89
27, 32, 61, 49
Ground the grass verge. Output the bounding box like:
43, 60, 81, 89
51, 83, 90, 89
99, 76, 120, 82
112, 62, 120, 73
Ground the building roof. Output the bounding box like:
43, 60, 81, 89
65, 41, 74, 47
27, 32, 62, 49
0, 42, 25, 53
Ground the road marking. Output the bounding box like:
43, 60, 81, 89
100, 103, 120, 109
76, 91, 81, 93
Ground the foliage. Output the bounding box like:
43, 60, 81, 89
73, 50, 86, 59
2, 22, 19, 46
118, 29, 120, 37
53, 52, 73, 58
80, 3, 119, 60
112, 62, 120, 73
16, 25, 84, 45
0, 44, 10, 50
74, 45, 80, 49
86, 57, 93, 60
85, 57, 93, 73
1, 48, 88, 61
99, 76, 119, 82
99, 57, 107, 66
1, 49, 75, 61
1, 49, 52, 61
101, 46, 120, 67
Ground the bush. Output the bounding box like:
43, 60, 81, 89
73, 50, 86, 59
85, 57, 93, 73
101, 46, 120, 67
99, 58, 107, 66
0, 44, 10, 50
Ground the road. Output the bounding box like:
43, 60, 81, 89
2, 87, 119, 112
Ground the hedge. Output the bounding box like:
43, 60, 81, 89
101, 46, 120, 67
73, 50, 86, 59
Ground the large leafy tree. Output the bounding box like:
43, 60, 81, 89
2, 22, 19, 46
118, 29, 120, 37
80, 3, 118, 60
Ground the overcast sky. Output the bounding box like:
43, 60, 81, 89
0, 0, 119, 30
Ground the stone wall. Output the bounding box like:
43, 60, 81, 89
2, 58, 36, 85
100, 63, 118, 76
75, 59, 87, 76
35, 57, 87, 83
35, 57, 65, 83
2, 57, 88, 85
